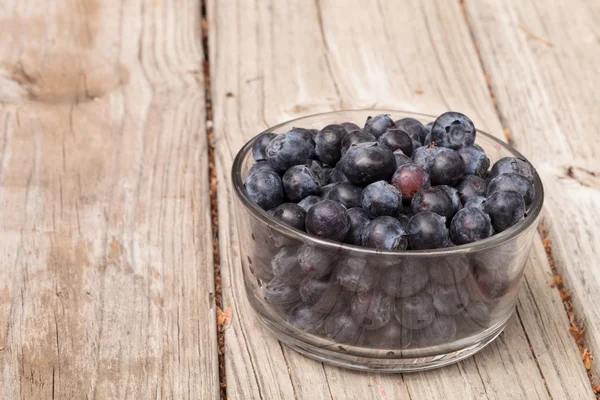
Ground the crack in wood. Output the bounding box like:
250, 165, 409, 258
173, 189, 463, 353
200, 1, 226, 399
538, 224, 599, 395
563, 165, 600, 188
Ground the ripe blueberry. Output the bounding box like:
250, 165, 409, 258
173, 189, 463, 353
245, 169, 284, 210
361, 181, 403, 218
305, 200, 351, 242
339, 142, 396, 186
362, 216, 408, 250
449, 207, 493, 245
430, 111, 476, 149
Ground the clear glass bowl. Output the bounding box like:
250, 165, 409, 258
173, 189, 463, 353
231, 110, 544, 372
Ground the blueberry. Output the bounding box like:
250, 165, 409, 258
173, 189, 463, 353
456, 175, 488, 203
411, 187, 454, 221
336, 257, 378, 292
459, 144, 490, 177
457, 301, 491, 330
484, 190, 526, 232
324, 312, 363, 344
409, 138, 423, 155
249, 160, 276, 176
250, 262, 275, 282
305, 159, 327, 185
407, 211, 449, 250
340, 130, 377, 155
341, 122, 361, 133
361, 181, 403, 218
489, 157, 534, 183
487, 173, 534, 205
380, 260, 429, 298
393, 150, 412, 168
339, 142, 396, 186
305, 200, 350, 242
265, 131, 315, 173
395, 118, 427, 144
282, 165, 321, 202
327, 167, 350, 184
248, 246, 276, 281
396, 214, 410, 231
299, 276, 330, 306
324, 182, 363, 209
252, 132, 277, 161
428, 255, 470, 284
425, 147, 465, 186
315, 286, 351, 316
271, 246, 305, 285
345, 207, 371, 245
297, 244, 335, 278
390, 163, 431, 202
315, 124, 348, 166
320, 183, 336, 199
252, 215, 294, 249
287, 303, 325, 333
321, 164, 333, 183
463, 196, 487, 211
430, 112, 476, 149
299, 276, 345, 314
468, 262, 510, 301
289, 127, 315, 143
412, 146, 438, 167
297, 195, 321, 212
378, 129, 413, 156
365, 320, 412, 349
264, 225, 297, 249
364, 114, 396, 138
423, 122, 434, 143
362, 216, 408, 250
449, 207, 493, 245
264, 277, 301, 308
428, 281, 469, 315
351, 290, 393, 330
395, 292, 435, 330
271, 203, 307, 231
438, 185, 462, 215
245, 170, 284, 210
416, 315, 457, 347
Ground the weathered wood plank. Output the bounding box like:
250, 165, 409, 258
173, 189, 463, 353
0, 0, 219, 398
209, 0, 593, 398
517, 239, 593, 398
465, 0, 600, 381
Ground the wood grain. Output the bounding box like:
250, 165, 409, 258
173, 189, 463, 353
208, 0, 593, 398
464, 0, 600, 380
0, 0, 219, 398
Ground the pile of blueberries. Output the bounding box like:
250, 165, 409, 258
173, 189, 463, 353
244, 112, 535, 349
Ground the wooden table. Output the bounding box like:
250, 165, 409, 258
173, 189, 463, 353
0, 0, 598, 398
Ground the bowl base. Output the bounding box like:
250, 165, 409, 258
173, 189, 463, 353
254, 305, 511, 373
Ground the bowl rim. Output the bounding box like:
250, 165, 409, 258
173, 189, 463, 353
231, 109, 544, 257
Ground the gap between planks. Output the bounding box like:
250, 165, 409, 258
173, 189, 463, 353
460, 0, 598, 395
201, 0, 227, 398
538, 225, 599, 394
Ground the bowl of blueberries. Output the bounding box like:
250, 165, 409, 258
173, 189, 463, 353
232, 110, 543, 372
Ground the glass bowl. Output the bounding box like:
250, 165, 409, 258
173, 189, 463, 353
231, 110, 544, 372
